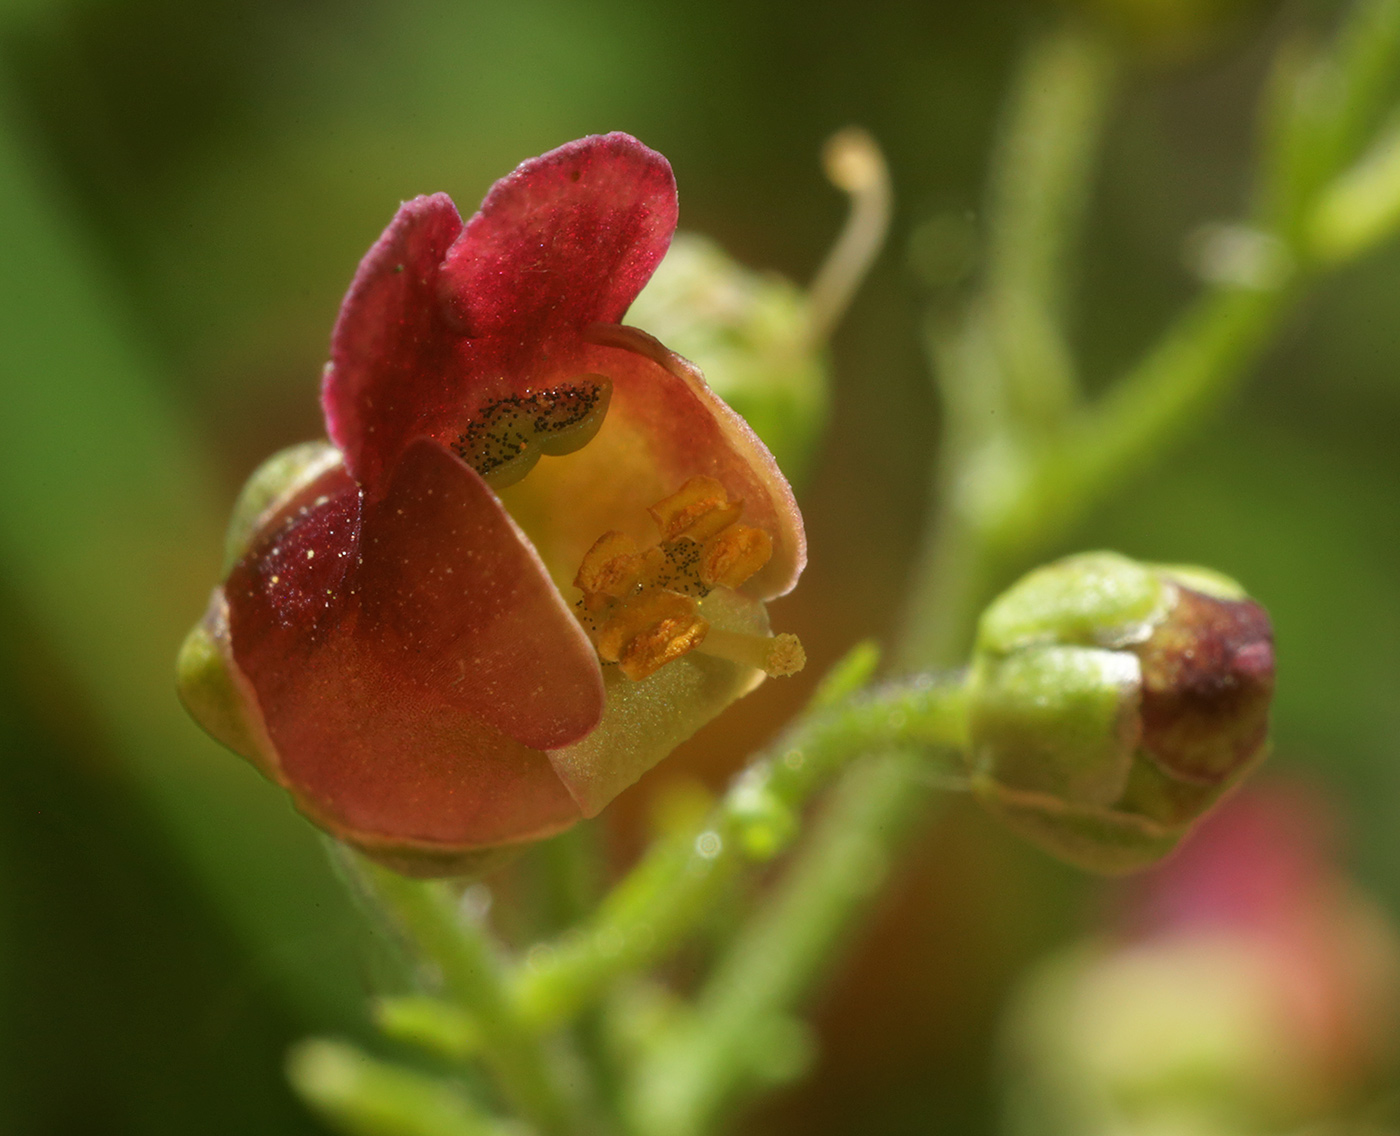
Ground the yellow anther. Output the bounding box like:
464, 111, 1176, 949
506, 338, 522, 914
700, 524, 773, 590
648, 476, 744, 541
571, 475, 791, 682
531, 375, 613, 457
695, 628, 806, 678
595, 592, 709, 681
575, 531, 646, 605
453, 375, 612, 488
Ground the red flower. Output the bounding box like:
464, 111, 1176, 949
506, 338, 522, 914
179, 134, 806, 875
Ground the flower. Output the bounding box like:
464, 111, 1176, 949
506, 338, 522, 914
1001, 783, 1400, 1133
968, 551, 1275, 873
178, 134, 806, 876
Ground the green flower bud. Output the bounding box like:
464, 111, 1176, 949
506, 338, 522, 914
627, 234, 829, 487
969, 552, 1275, 873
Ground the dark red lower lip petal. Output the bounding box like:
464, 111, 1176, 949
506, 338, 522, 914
356, 437, 606, 751
224, 438, 604, 848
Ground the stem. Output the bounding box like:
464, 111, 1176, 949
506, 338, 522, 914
897, 25, 1118, 670
289, 1038, 511, 1136
360, 864, 578, 1135
627, 750, 935, 1136
1052, 282, 1291, 530
507, 675, 969, 1030
986, 22, 1116, 422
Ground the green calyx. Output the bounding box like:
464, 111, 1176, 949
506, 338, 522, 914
970, 645, 1141, 810
976, 551, 1171, 654
968, 551, 1272, 874
176, 595, 276, 778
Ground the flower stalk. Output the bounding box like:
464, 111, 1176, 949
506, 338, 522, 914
627, 749, 936, 1136
507, 660, 970, 1031
356, 862, 579, 1135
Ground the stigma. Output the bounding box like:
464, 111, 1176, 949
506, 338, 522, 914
572, 476, 804, 681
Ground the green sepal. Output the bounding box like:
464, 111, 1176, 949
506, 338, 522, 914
970, 645, 1141, 809
175, 593, 277, 779
977, 551, 1170, 654
971, 775, 1186, 875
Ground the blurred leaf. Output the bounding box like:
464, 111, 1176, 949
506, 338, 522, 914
0, 73, 371, 1032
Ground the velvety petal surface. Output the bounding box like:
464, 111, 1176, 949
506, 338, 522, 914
323, 193, 464, 492
322, 135, 676, 494
224, 440, 605, 848
498, 328, 806, 600
441, 133, 677, 342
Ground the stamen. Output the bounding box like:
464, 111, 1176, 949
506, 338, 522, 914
569, 478, 794, 681
452, 376, 612, 488
700, 524, 773, 590
594, 592, 709, 682
531, 375, 612, 456
648, 476, 744, 541
452, 399, 540, 488
574, 531, 666, 611
696, 628, 806, 678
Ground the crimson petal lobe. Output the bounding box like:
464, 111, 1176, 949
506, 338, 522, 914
440, 133, 677, 343
323, 193, 464, 492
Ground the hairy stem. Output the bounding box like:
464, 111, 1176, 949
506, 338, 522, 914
508, 671, 969, 1031
628, 750, 935, 1136
360, 864, 578, 1135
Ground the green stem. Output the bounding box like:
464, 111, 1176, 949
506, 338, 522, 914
289, 1038, 512, 1136
360, 864, 578, 1135
898, 24, 1118, 670
627, 750, 935, 1136
986, 22, 1116, 422
507, 673, 969, 1031
1050, 282, 1291, 531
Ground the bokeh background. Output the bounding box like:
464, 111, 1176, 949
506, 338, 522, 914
1, 0, 1397, 1132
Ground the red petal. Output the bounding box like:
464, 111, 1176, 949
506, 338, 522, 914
441, 133, 677, 345
322, 193, 464, 492
356, 439, 605, 749
225, 441, 605, 848
321, 136, 677, 493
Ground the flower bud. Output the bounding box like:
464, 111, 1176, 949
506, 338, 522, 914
969, 551, 1275, 873
628, 233, 829, 488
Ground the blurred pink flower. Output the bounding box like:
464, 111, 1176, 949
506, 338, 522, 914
1119, 781, 1400, 1100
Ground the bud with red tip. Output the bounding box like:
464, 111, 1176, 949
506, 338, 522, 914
968, 551, 1275, 873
